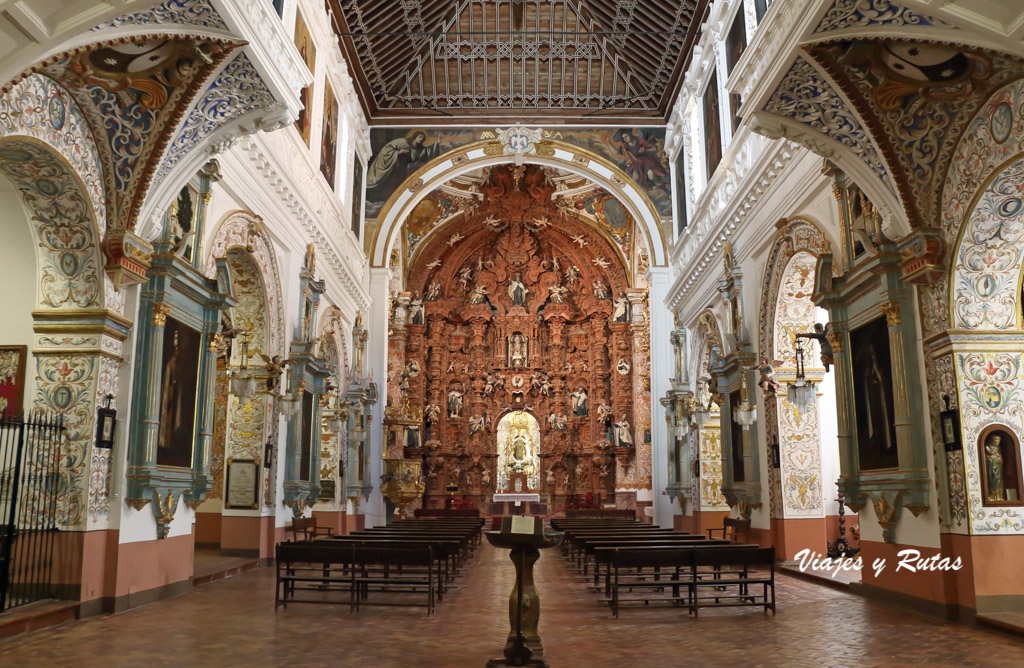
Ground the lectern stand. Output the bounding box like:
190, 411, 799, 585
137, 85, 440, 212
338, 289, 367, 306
485, 518, 564, 668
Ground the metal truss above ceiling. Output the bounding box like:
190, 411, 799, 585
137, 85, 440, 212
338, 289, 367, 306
328, 0, 709, 123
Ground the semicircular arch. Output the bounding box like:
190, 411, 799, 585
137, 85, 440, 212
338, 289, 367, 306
370, 139, 668, 269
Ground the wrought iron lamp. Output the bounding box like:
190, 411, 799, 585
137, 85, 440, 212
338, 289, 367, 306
787, 339, 817, 415
229, 336, 256, 400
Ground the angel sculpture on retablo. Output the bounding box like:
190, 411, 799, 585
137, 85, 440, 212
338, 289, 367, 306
260, 354, 294, 394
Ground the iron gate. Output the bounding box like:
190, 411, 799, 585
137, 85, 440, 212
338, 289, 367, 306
0, 412, 64, 612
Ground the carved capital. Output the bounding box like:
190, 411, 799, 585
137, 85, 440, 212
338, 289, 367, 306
152, 302, 173, 328
880, 301, 901, 327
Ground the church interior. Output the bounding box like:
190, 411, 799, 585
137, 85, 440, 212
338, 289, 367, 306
1, 0, 1024, 665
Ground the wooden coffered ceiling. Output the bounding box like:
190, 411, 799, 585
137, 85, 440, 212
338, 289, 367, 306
326, 0, 709, 124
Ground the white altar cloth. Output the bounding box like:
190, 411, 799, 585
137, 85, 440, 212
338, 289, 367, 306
492, 493, 541, 504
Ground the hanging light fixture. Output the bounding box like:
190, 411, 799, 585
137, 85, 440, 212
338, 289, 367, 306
787, 339, 817, 415
734, 372, 757, 430
692, 380, 711, 428
229, 336, 256, 400
278, 380, 303, 417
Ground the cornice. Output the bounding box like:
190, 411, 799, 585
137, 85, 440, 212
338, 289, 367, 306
239, 132, 369, 310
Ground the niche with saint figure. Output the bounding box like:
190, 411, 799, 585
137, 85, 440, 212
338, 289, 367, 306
299, 389, 315, 482
978, 426, 1023, 506
850, 317, 899, 471
729, 390, 745, 482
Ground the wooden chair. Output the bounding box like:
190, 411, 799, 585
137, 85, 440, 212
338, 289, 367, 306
287, 516, 331, 541
706, 517, 751, 543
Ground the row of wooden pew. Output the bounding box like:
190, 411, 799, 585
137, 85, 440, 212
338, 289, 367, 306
275, 517, 485, 616
549, 518, 776, 617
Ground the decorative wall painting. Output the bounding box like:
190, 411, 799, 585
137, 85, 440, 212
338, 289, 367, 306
293, 9, 317, 145
849, 317, 899, 471
320, 79, 339, 188
0, 345, 27, 417
674, 148, 687, 235
157, 318, 202, 468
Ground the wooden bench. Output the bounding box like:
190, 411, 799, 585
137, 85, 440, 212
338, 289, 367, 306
275, 542, 353, 609
689, 546, 775, 616
607, 544, 757, 616
350, 546, 436, 616
706, 517, 751, 543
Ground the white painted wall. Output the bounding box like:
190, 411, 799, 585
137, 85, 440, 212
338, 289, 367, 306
0, 179, 38, 407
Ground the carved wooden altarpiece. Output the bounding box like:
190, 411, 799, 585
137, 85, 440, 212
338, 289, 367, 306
392, 165, 636, 512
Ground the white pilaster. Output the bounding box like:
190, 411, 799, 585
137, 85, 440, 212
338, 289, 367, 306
649, 267, 675, 527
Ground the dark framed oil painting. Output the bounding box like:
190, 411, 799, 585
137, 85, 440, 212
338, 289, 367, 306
320, 78, 339, 188
674, 147, 687, 237
730, 390, 745, 482
703, 70, 723, 180
293, 8, 317, 146
850, 316, 899, 471
299, 389, 314, 482
0, 345, 27, 417
157, 317, 202, 468
351, 152, 364, 239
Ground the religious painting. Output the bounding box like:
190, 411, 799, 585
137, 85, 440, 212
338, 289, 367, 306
725, 10, 747, 76
299, 389, 314, 482
978, 426, 1023, 506
850, 317, 899, 471
157, 317, 202, 468
293, 9, 317, 145
351, 153, 364, 239
674, 147, 687, 236
365, 126, 672, 218
729, 390, 745, 482
755, 0, 772, 23
703, 70, 723, 180
0, 345, 27, 417
320, 79, 339, 188
725, 9, 747, 134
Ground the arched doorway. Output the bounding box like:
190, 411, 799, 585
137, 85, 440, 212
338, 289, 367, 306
496, 411, 541, 492
758, 217, 845, 560
198, 213, 284, 558
681, 311, 729, 535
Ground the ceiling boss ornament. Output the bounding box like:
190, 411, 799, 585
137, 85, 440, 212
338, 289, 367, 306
485, 126, 555, 165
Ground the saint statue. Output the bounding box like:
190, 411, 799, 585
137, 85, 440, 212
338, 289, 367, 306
984, 433, 1005, 502
593, 281, 610, 300
570, 386, 589, 417
425, 281, 441, 301
508, 276, 529, 305
447, 388, 464, 418
469, 284, 488, 305
508, 333, 528, 367
615, 418, 633, 447
613, 294, 630, 323
860, 343, 891, 450
408, 297, 424, 325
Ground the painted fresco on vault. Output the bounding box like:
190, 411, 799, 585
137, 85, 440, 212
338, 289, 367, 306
365, 127, 672, 219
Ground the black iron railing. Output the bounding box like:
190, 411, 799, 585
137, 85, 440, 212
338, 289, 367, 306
0, 412, 64, 613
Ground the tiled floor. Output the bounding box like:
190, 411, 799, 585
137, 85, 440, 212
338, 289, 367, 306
1, 543, 1022, 667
